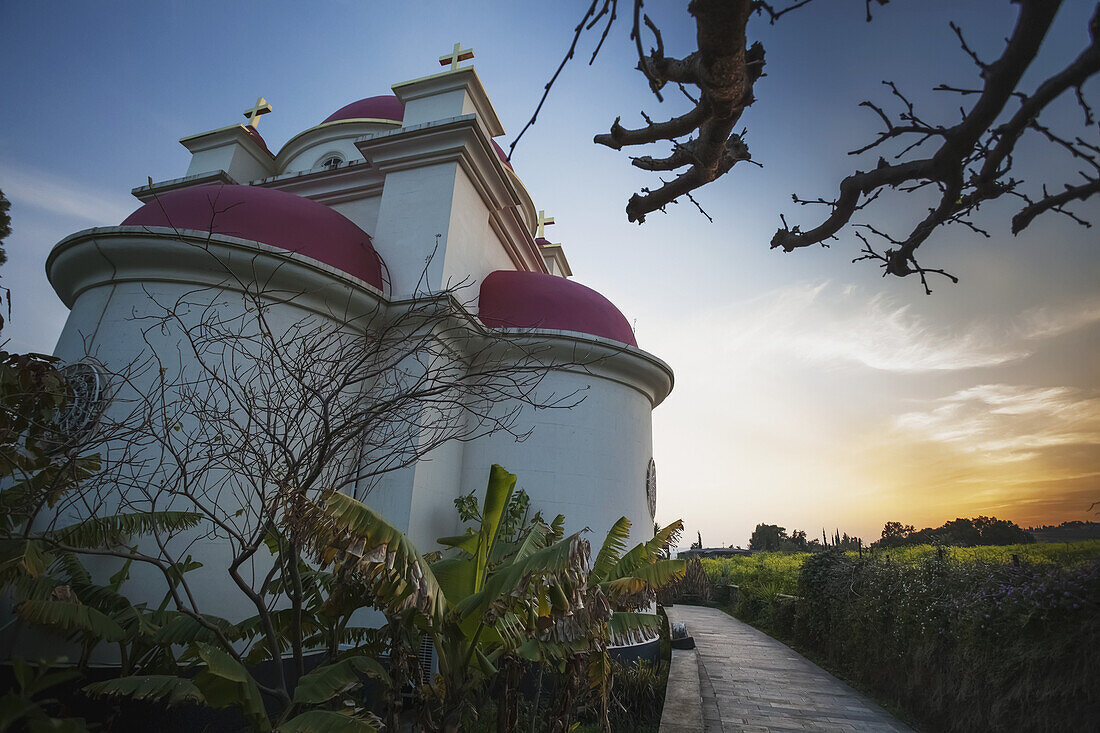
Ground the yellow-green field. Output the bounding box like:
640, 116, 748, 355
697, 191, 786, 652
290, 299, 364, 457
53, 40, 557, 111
699, 540, 1100, 590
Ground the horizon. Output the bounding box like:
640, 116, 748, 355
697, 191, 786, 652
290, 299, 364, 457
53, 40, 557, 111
1, 0, 1097, 546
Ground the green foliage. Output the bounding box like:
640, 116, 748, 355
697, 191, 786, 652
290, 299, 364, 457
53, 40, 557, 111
6, 456, 682, 733
713, 546, 1100, 731
16, 599, 126, 643
316, 489, 446, 621
185, 642, 270, 731
276, 710, 379, 733
662, 557, 710, 604
875, 514, 1034, 549
791, 552, 1099, 731
52, 511, 203, 548
0, 658, 89, 733
83, 674, 205, 706
702, 540, 1100, 592
575, 659, 668, 733
748, 523, 786, 552
591, 516, 631, 583
291, 656, 389, 705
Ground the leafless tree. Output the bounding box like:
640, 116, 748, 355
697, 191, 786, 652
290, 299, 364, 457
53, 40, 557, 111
34, 234, 597, 709
513, 0, 1099, 291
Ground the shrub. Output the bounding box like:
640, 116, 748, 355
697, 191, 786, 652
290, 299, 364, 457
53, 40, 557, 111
785, 552, 1100, 731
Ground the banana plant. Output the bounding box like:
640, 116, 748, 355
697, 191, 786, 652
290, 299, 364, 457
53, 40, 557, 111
314, 465, 596, 732
85, 641, 388, 732
523, 516, 686, 732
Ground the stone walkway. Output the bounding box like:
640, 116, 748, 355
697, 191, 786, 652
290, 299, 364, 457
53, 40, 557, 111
660, 606, 913, 733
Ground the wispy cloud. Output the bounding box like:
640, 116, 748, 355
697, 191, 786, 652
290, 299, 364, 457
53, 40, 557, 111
895, 384, 1100, 459
0, 160, 135, 226
1015, 300, 1100, 341
713, 282, 1100, 373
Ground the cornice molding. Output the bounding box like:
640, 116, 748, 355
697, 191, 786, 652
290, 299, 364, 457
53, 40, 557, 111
47, 228, 672, 405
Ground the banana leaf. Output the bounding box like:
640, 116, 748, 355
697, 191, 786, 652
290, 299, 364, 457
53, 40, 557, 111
53, 511, 203, 548
292, 655, 389, 704
590, 517, 632, 584
16, 599, 125, 642
277, 710, 379, 733
84, 675, 205, 706
186, 642, 270, 731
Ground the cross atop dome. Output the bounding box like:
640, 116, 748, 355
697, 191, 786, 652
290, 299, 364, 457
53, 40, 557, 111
243, 97, 273, 129
439, 42, 474, 71
536, 210, 555, 239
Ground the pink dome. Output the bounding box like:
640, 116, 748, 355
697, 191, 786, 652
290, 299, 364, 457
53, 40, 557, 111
479, 270, 636, 346
121, 184, 384, 289
243, 125, 271, 155
320, 96, 514, 172
322, 95, 405, 125
491, 140, 514, 171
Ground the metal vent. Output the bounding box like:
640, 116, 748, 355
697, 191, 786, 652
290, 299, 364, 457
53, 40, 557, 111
417, 635, 436, 685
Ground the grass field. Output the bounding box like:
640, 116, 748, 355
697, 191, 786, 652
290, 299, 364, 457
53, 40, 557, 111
699, 540, 1100, 589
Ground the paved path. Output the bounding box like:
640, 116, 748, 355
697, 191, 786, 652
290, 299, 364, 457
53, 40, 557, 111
661, 605, 912, 733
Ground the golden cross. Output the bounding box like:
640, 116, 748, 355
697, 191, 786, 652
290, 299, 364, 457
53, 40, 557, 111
243, 97, 273, 129
439, 42, 475, 71
536, 210, 556, 239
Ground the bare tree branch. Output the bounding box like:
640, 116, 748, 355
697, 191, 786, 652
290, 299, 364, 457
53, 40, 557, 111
771, 0, 1100, 288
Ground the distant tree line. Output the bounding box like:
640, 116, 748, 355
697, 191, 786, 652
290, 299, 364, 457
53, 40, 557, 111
874, 516, 1033, 549
747, 524, 863, 553
1025, 520, 1100, 543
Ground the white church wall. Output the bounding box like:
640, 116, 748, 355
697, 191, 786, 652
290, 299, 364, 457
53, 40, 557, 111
400, 89, 477, 128
370, 161, 460, 295
51, 283, 115, 364
44, 232, 400, 660
228, 145, 276, 184
328, 196, 383, 249
47, 278, 286, 659
458, 361, 655, 548
185, 146, 236, 179
405, 439, 468, 551
184, 140, 271, 183
441, 165, 515, 297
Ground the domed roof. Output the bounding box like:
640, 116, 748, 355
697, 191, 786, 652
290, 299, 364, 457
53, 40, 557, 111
243, 125, 271, 155
322, 95, 405, 125
121, 184, 384, 289
491, 140, 513, 171
319, 95, 514, 171
478, 270, 636, 346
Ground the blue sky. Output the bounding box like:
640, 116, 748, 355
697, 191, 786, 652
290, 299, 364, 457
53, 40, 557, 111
2, 0, 1098, 545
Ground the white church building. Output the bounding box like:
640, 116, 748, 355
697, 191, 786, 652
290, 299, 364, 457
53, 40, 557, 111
42, 49, 673, 625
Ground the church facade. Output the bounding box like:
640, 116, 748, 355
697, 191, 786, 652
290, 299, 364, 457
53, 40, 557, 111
43, 52, 673, 626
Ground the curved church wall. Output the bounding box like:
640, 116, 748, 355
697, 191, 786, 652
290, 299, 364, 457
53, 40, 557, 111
456, 335, 669, 549
44, 229, 389, 652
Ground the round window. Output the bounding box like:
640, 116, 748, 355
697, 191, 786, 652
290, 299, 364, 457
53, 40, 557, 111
646, 458, 657, 518
317, 152, 345, 170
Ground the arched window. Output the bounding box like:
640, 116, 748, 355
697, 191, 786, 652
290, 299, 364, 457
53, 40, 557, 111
317, 151, 345, 170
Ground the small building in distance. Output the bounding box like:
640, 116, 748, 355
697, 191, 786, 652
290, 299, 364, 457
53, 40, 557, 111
678, 546, 753, 559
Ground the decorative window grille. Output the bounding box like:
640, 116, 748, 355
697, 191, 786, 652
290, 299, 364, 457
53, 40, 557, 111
646, 457, 657, 518
50, 360, 108, 451
317, 151, 345, 170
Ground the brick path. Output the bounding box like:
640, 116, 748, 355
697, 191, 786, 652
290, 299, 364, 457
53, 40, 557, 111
660, 605, 912, 732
